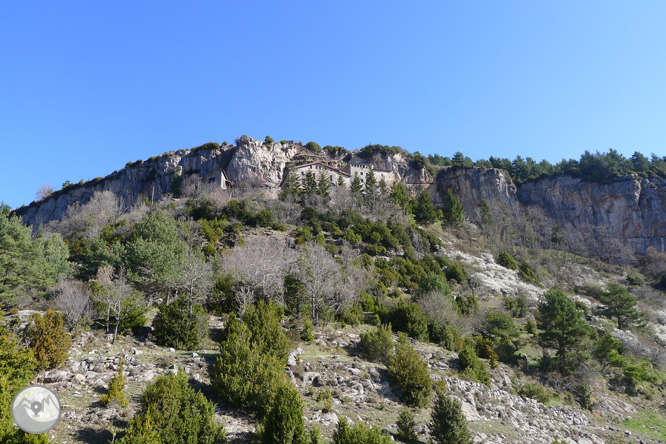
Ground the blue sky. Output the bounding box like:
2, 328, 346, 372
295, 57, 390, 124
2, 1, 666, 209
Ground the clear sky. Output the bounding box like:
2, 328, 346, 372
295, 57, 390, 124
2, 1, 666, 209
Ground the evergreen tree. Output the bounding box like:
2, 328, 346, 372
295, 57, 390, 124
414, 189, 437, 225
396, 408, 417, 443
259, 384, 307, 444
211, 313, 286, 414
597, 283, 645, 330
388, 334, 432, 407
536, 289, 592, 372
592, 331, 626, 371
364, 169, 378, 208
350, 173, 363, 205
119, 373, 225, 444
378, 177, 389, 197
281, 171, 302, 202
304, 172, 317, 197
316, 171, 331, 200
428, 389, 472, 444
391, 182, 410, 215
441, 190, 464, 227
336, 174, 346, 188
124, 210, 188, 298
153, 296, 208, 350
28, 309, 72, 371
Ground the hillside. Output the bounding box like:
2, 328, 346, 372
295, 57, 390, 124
1, 137, 666, 444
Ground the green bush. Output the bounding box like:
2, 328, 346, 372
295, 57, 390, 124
415, 272, 450, 300
332, 417, 392, 444
259, 383, 307, 444
118, 373, 225, 444
28, 309, 71, 371
516, 381, 553, 404
343, 229, 362, 245
388, 335, 432, 407
358, 324, 394, 363
153, 297, 208, 350
100, 358, 128, 408
396, 408, 417, 443
242, 301, 291, 362
445, 262, 468, 284
382, 300, 429, 341
428, 389, 472, 444
428, 321, 462, 351
256, 209, 275, 227
498, 251, 518, 270
458, 344, 490, 385
302, 319, 314, 342
0, 333, 52, 443
211, 313, 286, 414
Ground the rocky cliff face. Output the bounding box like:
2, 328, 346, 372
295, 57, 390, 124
430, 167, 666, 255
14, 137, 666, 255
517, 175, 666, 255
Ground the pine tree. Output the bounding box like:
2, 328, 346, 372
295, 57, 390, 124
304, 172, 317, 197
350, 173, 363, 205
414, 189, 437, 225
441, 190, 464, 227
428, 389, 472, 444
597, 283, 644, 330
388, 335, 432, 407
391, 182, 409, 215
259, 383, 307, 444
536, 289, 592, 372
364, 169, 378, 209
336, 174, 346, 188
316, 171, 331, 200
396, 408, 417, 443
281, 171, 302, 202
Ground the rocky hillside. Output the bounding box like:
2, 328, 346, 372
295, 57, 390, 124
13, 136, 666, 256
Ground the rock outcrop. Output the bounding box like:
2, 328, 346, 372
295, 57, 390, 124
13, 137, 666, 255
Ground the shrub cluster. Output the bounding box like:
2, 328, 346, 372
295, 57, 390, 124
388, 335, 432, 407
119, 373, 225, 443
28, 309, 71, 371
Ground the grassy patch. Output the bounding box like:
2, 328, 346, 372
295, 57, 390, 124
623, 410, 666, 442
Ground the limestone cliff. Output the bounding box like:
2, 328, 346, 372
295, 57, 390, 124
13, 137, 666, 255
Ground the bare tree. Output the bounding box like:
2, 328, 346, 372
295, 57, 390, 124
93, 267, 145, 343
169, 249, 214, 316
49, 191, 122, 239
296, 242, 363, 325
52, 278, 92, 330
36, 183, 53, 201
220, 236, 297, 315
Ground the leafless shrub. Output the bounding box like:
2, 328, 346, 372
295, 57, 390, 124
49, 191, 122, 239
166, 249, 214, 315
93, 267, 145, 343
220, 236, 297, 315
297, 241, 361, 325
640, 247, 666, 280
53, 278, 92, 330
36, 183, 53, 201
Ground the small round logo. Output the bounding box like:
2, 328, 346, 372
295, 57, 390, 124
11, 385, 61, 434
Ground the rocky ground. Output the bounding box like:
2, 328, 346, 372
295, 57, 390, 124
24, 318, 662, 444
13, 246, 666, 444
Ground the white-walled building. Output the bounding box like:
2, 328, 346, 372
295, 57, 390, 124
341, 155, 394, 184
292, 162, 351, 186
202, 169, 232, 189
